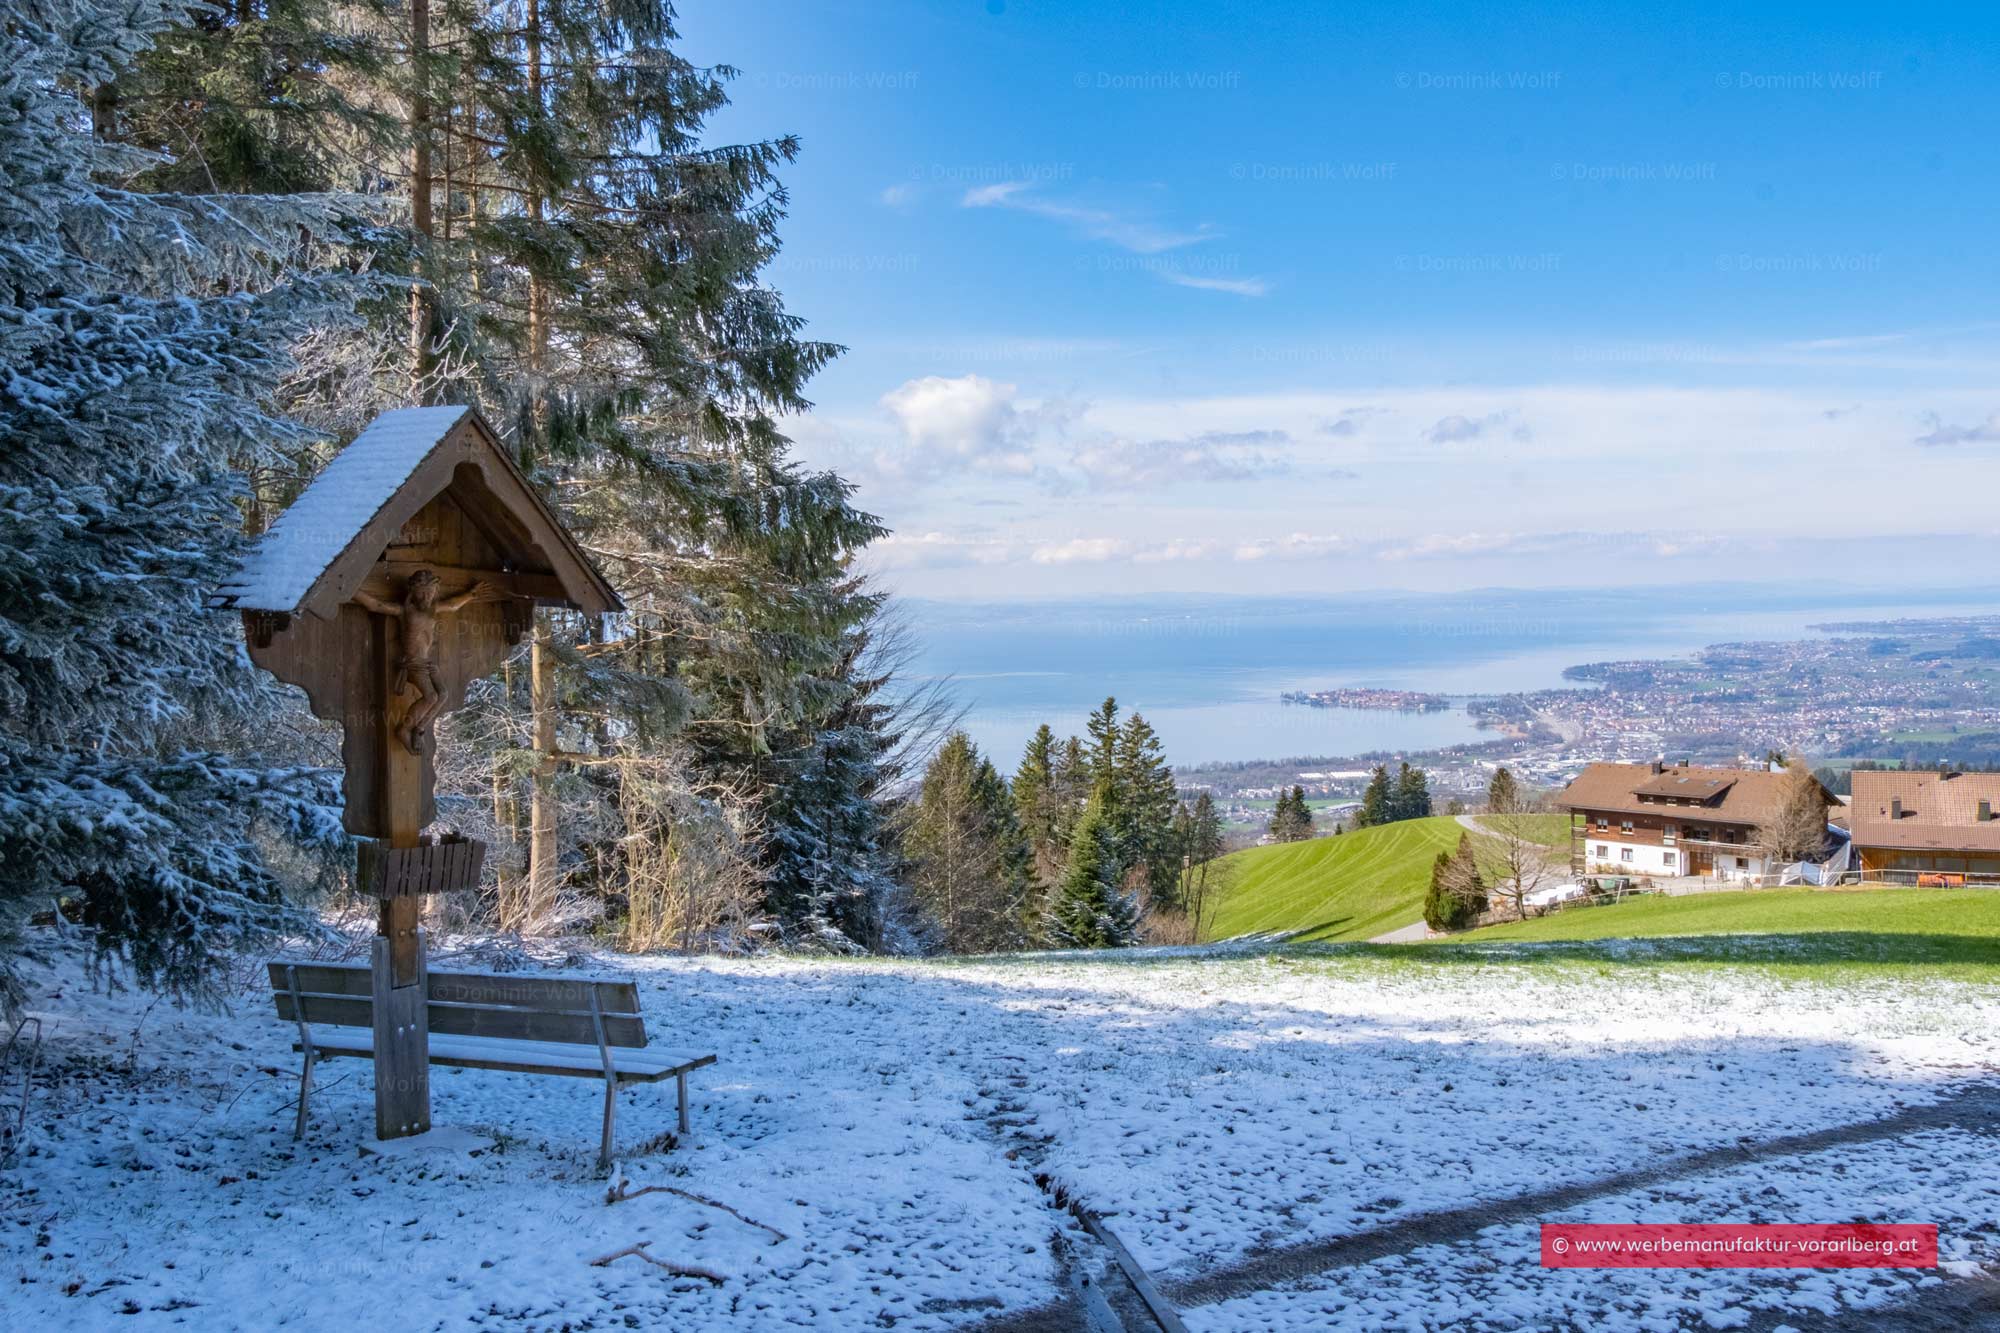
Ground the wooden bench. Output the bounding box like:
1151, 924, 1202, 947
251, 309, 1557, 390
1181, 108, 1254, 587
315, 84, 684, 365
269, 960, 715, 1167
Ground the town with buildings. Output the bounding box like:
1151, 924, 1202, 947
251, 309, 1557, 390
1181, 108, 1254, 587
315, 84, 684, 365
1186, 615, 2000, 841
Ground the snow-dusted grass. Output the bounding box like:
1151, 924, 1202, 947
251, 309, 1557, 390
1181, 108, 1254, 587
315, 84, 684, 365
1454, 886, 2000, 946
6, 936, 1997, 1331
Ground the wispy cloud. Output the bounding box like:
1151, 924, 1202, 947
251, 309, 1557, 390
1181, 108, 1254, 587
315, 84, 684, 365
1066, 428, 1293, 491
961, 181, 1215, 254
879, 183, 918, 208
1161, 272, 1269, 296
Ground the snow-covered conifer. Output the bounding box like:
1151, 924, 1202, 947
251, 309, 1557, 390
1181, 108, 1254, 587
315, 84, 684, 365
0, 0, 369, 1010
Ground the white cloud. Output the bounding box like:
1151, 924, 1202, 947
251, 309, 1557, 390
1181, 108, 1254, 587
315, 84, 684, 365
1378, 531, 1584, 562
879, 374, 1037, 476
1030, 537, 1131, 565
960, 182, 1216, 254
1133, 538, 1222, 563
869, 531, 1017, 568
879, 184, 918, 208
1233, 532, 1353, 561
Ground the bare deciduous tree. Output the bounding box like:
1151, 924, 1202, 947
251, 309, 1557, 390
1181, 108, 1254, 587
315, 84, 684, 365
1758, 761, 1834, 867
1479, 786, 1557, 920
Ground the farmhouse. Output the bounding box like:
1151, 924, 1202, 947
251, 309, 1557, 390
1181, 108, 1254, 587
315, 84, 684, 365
1559, 760, 1836, 881
1848, 769, 2000, 884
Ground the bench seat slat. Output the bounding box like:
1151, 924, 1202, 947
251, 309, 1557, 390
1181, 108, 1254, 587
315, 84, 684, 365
299, 1030, 717, 1083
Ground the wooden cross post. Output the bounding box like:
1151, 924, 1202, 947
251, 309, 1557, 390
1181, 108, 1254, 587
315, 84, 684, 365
351, 569, 495, 1141
372, 659, 431, 1140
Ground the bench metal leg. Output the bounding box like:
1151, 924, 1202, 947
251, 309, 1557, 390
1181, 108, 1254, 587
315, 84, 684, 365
599, 1077, 617, 1171
294, 1051, 314, 1140
677, 1072, 689, 1136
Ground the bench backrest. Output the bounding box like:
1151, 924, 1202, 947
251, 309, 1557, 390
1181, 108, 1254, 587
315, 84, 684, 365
268, 961, 647, 1048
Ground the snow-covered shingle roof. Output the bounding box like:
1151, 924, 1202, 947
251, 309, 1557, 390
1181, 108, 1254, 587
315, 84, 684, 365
216, 406, 472, 613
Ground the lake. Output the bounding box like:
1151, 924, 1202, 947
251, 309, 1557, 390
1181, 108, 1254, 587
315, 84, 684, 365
900, 584, 2000, 768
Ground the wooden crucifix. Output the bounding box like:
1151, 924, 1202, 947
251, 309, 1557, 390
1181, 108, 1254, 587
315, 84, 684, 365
213, 407, 622, 1142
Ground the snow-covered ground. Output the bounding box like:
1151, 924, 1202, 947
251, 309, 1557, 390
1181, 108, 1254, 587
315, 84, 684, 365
4, 939, 1997, 1331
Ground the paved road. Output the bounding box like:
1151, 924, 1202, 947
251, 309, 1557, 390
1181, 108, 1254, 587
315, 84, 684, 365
1367, 816, 1492, 943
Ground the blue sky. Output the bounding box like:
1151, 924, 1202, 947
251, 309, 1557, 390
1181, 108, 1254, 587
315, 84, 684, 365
677, 1, 2000, 599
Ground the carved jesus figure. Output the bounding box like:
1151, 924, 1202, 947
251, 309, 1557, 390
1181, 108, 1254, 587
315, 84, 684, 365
352, 569, 505, 754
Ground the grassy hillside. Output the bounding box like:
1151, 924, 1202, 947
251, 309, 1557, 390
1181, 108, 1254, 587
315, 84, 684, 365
1494, 811, 1574, 848
1204, 815, 1471, 943
1446, 888, 2000, 946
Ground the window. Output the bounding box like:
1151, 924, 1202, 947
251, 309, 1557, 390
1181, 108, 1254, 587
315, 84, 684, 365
1662, 851, 1677, 868
1596, 844, 1609, 858
1663, 824, 1678, 844
1596, 816, 1608, 831
1620, 847, 1634, 862
1620, 819, 1634, 834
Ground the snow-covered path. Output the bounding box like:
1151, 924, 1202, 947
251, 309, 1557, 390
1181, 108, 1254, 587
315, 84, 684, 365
5, 942, 1998, 1331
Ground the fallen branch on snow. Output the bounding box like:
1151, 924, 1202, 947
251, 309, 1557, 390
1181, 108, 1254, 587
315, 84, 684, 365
588, 1241, 726, 1285
604, 1173, 788, 1243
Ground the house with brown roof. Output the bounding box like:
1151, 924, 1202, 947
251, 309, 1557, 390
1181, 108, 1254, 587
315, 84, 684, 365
1557, 760, 1837, 881
1848, 770, 2000, 884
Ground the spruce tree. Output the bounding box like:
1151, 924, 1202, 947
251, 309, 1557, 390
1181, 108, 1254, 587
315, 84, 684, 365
1044, 790, 1138, 949
1422, 833, 1486, 931
1012, 724, 1063, 909
1290, 785, 1316, 840
1393, 762, 1433, 822
1357, 765, 1392, 828
1266, 789, 1293, 842
1115, 712, 1179, 907
1487, 766, 1520, 813
0, 0, 366, 1009
758, 603, 902, 948
1085, 697, 1121, 791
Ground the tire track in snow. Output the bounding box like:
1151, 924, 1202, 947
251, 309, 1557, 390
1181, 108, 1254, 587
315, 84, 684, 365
1163, 1080, 2000, 1308
969, 1080, 2000, 1330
